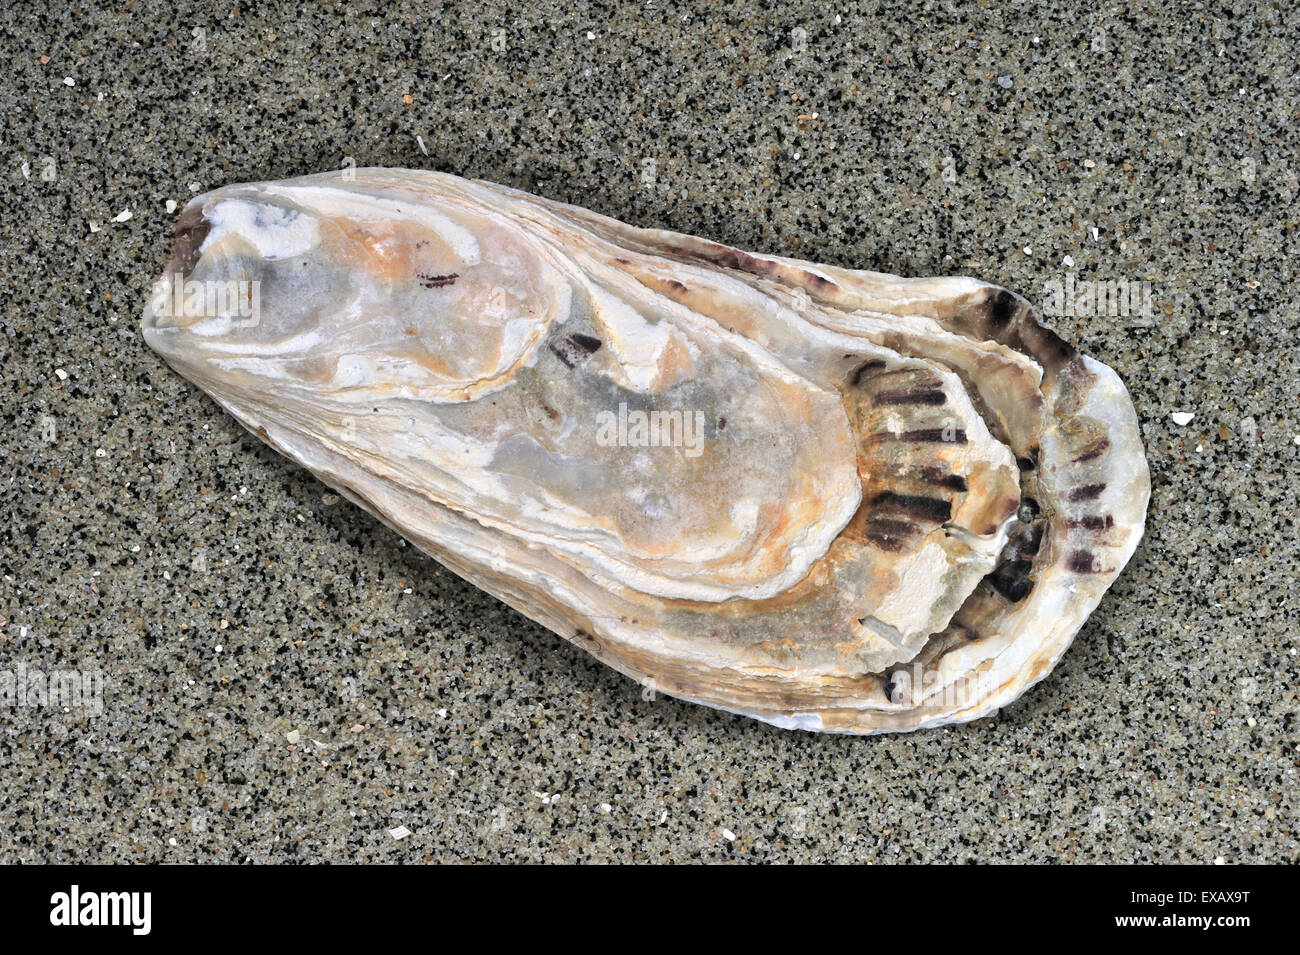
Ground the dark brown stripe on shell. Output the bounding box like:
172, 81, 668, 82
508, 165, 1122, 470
862, 518, 921, 551
900, 427, 967, 444
1066, 550, 1099, 573
921, 468, 968, 492
1068, 483, 1107, 502
873, 387, 947, 407
850, 360, 888, 386
989, 289, 1018, 328
1066, 514, 1115, 531
872, 492, 952, 523
1071, 438, 1111, 463
548, 333, 603, 369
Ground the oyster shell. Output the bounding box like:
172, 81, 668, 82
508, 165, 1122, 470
142, 168, 1149, 734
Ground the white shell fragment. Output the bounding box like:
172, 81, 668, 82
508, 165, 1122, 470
142, 168, 1150, 734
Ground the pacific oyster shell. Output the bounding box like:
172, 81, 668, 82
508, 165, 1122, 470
142, 168, 1149, 734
